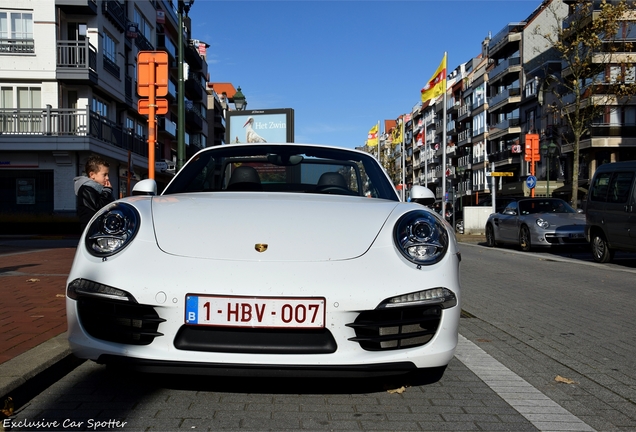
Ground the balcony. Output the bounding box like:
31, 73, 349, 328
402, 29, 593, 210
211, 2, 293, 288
185, 44, 204, 71
167, 79, 177, 101
103, 56, 120, 79
457, 105, 471, 121
185, 107, 204, 131
55, 0, 97, 15
489, 117, 521, 140
185, 73, 206, 102
158, 117, 177, 138
588, 123, 636, 138
157, 34, 176, 60
0, 106, 147, 157
458, 128, 472, 146
448, 99, 460, 112
458, 155, 472, 169
135, 32, 154, 52
190, 133, 207, 149
487, 148, 519, 163
447, 120, 456, 134
102, 0, 126, 32
0, 38, 35, 54
56, 40, 98, 84
489, 57, 521, 83
488, 24, 523, 56
488, 87, 521, 112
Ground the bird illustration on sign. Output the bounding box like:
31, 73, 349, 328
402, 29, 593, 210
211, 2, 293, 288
243, 117, 267, 143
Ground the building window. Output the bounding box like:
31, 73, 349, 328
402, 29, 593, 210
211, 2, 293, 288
609, 65, 636, 84
526, 109, 536, 133
133, 8, 152, 40
0, 85, 40, 108
0, 10, 34, 53
17, 87, 40, 108
1, 87, 13, 108
103, 32, 116, 63
92, 97, 109, 118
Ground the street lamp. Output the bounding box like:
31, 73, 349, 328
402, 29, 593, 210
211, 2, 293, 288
232, 86, 247, 111
177, 0, 194, 172
541, 141, 558, 197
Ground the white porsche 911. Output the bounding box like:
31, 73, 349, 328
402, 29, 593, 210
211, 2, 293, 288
66, 143, 461, 382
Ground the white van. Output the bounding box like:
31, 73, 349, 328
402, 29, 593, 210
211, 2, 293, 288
585, 161, 636, 262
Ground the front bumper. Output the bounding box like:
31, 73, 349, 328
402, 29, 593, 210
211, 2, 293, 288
67, 236, 461, 373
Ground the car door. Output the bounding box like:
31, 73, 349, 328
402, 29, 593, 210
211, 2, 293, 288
605, 171, 635, 249
496, 201, 520, 243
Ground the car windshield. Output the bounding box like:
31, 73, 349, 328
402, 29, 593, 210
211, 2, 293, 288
518, 199, 576, 215
162, 144, 399, 201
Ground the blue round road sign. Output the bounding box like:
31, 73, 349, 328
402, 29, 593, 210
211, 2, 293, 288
526, 175, 537, 189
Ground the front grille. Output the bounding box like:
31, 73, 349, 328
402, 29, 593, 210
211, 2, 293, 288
347, 305, 442, 351
77, 298, 165, 345
174, 326, 337, 354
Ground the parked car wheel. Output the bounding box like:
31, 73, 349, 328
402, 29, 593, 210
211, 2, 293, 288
455, 219, 464, 234
591, 232, 614, 263
485, 224, 496, 247
519, 225, 532, 252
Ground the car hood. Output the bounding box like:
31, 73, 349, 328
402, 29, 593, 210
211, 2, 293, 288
151, 193, 399, 261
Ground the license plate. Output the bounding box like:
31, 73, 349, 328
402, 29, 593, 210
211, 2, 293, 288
569, 233, 584, 238
185, 295, 326, 328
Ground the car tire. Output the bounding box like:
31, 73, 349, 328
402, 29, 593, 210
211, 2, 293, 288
485, 224, 496, 247
455, 219, 464, 234
591, 232, 614, 263
519, 225, 532, 252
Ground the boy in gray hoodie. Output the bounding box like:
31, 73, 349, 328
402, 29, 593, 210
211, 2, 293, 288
74, 155, 115, 231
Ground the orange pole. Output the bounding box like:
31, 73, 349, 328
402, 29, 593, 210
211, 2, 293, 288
148, 57, 156, 180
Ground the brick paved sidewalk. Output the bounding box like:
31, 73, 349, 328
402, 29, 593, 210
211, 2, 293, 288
0, 248, 75, 365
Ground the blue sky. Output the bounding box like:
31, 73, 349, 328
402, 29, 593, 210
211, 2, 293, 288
192, 0, 542, 148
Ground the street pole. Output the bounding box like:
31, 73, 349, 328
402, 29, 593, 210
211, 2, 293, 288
177, 3, 185, 172
546, 154, 550, 197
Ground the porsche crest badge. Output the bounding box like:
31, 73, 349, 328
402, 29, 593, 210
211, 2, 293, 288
255, 243, 268, 253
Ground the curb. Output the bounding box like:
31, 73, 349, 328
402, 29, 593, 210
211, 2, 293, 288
0, 333, 84, 410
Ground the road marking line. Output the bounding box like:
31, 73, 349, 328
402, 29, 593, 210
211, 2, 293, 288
456, 334, 595, 432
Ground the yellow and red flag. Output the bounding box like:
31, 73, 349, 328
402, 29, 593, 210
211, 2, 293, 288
420, 54, 447, 103
392, 119, 403, 145
367, 124, 379, 147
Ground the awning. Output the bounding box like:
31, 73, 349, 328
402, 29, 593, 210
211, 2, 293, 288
551, 180, 589, 196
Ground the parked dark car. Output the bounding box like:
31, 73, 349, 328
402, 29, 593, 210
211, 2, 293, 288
585, 161, 636, 263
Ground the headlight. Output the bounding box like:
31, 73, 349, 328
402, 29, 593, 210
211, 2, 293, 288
67, 278, 136, 302
383, 287, 457, 309
85, 203, 140, 257
394, 210, 449, 265
536, 218, 550, 229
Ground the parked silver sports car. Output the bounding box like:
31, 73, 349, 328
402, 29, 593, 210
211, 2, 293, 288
485, 197, 587, 251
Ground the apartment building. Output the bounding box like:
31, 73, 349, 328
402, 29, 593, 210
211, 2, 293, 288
0, 0, 212, 215
373, 0, 636, 209
560, 0, 636, 181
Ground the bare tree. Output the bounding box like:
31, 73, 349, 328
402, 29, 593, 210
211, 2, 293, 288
535, 0, 636, 208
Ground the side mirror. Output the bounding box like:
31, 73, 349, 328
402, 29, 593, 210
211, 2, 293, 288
409, 185, 435, 206
132, 179, 157, 196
